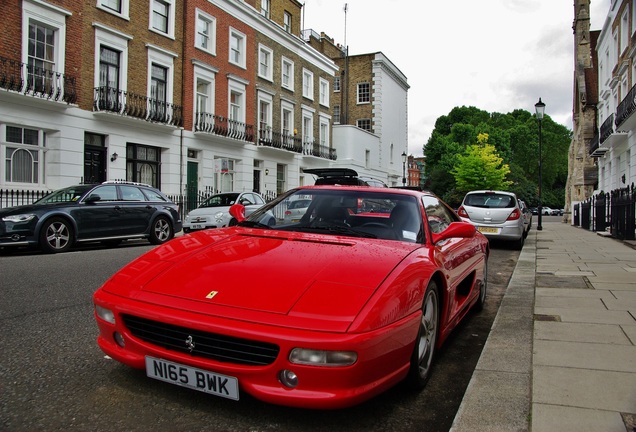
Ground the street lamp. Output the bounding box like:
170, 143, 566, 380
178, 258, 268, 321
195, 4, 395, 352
535, 98, 545, 231
401, 151, 407, 186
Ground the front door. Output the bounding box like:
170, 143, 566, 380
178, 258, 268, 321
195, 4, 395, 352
187, 161, 198, 212
253, 169, 261, 193
84, 146, 106, 184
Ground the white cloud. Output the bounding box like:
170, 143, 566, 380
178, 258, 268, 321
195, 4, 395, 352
303, 0, 612, 156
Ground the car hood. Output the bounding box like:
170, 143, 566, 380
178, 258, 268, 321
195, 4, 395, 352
0, 202, 68, 216
103, 228, 419, 332
186, 206, 229, 217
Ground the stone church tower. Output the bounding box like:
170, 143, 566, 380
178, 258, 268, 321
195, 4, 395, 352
565, 0, 599, 223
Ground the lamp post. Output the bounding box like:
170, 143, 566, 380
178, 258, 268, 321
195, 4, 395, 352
401, 151, 407, 186
535, 98, 545, 231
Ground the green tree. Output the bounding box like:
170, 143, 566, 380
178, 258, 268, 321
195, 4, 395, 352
423, 105, 572, 208
451, 133, 512, 192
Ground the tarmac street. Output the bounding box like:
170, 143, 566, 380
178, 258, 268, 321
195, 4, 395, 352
451, 220, 636, 432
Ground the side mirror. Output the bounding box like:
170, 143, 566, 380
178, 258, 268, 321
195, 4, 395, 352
431, 221, 476, 244
229, 203, 246, 223
85, 194, 101, 204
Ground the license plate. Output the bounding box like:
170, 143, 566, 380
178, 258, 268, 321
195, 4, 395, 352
191, 224, 204, 230
145, 356, 239, 400
477, 226, 500, 234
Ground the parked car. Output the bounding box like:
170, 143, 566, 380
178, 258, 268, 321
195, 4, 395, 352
530, 207, 538, 215
518, 199, 533, 237
283, 198, 313, 223
0, 181, 182, 253
541, 207, 553, 215
457, 190, 525, 249
94, 185, 489, 409
183, 192, 265, 232
551, 208, 564, 216
304, 168, 388, 187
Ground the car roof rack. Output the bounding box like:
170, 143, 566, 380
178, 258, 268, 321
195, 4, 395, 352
102, 180, 153, 188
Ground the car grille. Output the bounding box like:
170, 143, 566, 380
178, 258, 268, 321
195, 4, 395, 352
122, 315, 280, 366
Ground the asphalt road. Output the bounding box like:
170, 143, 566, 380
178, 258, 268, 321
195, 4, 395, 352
0, 237, 520, 432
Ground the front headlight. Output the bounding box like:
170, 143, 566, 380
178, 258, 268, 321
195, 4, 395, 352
95, 305, 116, 324
289, 348, 357, 366
2, 214, 36, 223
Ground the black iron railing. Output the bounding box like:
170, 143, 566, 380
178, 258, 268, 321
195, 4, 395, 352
258, 129, 302, 153
94, 86, 183, 127
599, 114, 615, 144
573, 184, 635, 241
616, 83, 636, 128
0, 55, 77, 104
302, 140, 337, 160
194, 112, 254, 142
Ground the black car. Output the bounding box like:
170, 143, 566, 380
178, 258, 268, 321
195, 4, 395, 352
303, 168, 388, 187
0, 181, 182, 253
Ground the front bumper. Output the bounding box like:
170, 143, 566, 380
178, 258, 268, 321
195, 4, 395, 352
94, 290, 420, 409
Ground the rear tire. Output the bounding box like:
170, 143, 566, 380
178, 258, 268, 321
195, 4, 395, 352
405, 281, 440, 389
475, 257, 488, 311
39, 217, 74, 253
149, 216, 173, 245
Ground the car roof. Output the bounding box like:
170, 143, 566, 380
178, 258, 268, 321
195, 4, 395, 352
464, 190, 517, 197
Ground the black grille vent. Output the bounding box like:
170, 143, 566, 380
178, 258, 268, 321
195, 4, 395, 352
122, 315, 280, 366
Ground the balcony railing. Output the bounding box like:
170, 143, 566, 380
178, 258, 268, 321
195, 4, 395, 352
94, 86, 183, 127
303, 140, 337, 160
599, 113, 615, 144
258, 129, 302, 153
615, 82, 636, 128
194, 112, 254, 142
0, 55, 77, 104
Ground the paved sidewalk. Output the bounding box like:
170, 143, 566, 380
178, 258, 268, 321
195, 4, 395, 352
451, 221, 636, 432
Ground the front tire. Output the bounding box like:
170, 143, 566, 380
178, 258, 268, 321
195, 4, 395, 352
149, 216, 173, 245
40, 217, 74, 253
405, 281, 440, 389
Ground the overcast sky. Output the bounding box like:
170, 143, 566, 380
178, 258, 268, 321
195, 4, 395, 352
302, 0, 610, 156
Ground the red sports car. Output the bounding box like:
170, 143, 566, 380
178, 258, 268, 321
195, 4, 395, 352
93, 186, 489, 409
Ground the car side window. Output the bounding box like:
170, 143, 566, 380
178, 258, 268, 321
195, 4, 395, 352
254, 194, 265, 205
120, 186, 146, 201
421, 196, 457, 234
142, 188, 169, 202
89, 185, 118, 201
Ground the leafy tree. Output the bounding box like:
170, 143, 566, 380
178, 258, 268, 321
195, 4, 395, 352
423, 105, 572, 208
451, 133, 512, 192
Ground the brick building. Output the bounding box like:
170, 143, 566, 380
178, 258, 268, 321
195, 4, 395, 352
0, 0, 342, 198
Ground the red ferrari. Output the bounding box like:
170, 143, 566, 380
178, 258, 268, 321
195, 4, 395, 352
93, 186, 489, 409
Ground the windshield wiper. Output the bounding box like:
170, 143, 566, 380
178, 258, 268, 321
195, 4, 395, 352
236, 220, 272, 229
303, 225, 377, 238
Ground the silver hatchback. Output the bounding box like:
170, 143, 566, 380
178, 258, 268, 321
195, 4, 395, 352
457, 190, 525, 249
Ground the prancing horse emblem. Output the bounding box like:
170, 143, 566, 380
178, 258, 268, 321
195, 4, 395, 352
185, 335, 195, 353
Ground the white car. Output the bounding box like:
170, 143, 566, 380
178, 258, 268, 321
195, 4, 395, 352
541, 207, 553, 215
457, 190, 525, 250
183, 192, 265, 232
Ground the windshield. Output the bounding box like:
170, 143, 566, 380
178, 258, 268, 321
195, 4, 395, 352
242, 188, 423, 243
200, 193, 240, 208
35, 185, 94, 204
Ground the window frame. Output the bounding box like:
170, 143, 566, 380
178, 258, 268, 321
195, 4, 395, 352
302, 68, 314, 100
229, 27, 246, 69
3, 125, 46, 186
195, 9, 216, 55
258, 44, 274, 82
97, 0, 130, 20
149, 0, 175, 39
357, 82, 370, 104
319, 77, 329, 107
281, 57, 294, 91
